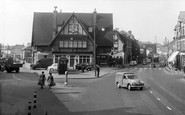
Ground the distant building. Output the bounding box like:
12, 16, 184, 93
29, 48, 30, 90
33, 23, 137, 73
11, 44, 25, 60
111, 29, 140, 66
1, 46, 12, 57
21, 45, 32, 63
140, 43, 157, 62
169, 11, 185, 70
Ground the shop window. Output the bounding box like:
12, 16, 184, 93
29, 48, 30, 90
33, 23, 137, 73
79, 55, 90, 64
82, 41, 87, 48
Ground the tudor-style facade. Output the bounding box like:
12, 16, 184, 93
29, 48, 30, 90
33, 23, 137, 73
31, 8, 113, 68
50, 13, 94, 68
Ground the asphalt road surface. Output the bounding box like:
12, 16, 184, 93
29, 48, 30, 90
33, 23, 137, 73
1, 65, 185, 115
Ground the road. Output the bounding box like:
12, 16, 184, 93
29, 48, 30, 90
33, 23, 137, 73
1, 65, 185, 115
52, 65, 185, 115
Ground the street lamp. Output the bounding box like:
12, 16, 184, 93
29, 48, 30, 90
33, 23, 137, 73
93, 9, 97, 76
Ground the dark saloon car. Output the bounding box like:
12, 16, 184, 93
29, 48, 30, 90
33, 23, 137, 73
30, 58, 53, 70
75, 63, 93, 71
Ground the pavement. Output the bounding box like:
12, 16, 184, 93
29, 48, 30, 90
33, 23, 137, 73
18, 63, 124, 115
19, 63, 185, 115
165, 66, 184, 75
22, 62, 122, 79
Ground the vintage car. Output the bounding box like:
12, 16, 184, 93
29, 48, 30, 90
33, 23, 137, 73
47, 63, 58, 73
75, 63, 93, 71
115, 72, 144, 90
30, 58, 53, 70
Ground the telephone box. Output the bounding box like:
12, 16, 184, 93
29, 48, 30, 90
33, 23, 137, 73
58, 57, 68, 75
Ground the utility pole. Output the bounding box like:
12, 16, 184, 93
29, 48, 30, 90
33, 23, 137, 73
93, 9, 97, 76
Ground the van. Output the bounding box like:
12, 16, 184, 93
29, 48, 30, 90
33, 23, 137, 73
30, 58, 53, 70
115, 72, 144, 90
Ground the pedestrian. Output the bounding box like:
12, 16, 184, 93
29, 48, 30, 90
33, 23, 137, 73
38, 71, 46, 89
47, 73, 56, 89
96, 65, 100, 77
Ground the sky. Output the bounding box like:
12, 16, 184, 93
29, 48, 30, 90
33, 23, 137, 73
0, 0, 185, 45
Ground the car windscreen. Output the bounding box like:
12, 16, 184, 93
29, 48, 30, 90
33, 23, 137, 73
127, 75, 138, 79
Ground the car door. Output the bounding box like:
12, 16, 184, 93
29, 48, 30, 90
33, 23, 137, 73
122, 75, 128, 87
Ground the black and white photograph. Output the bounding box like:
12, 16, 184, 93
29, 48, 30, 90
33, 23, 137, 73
1, 0, 185, 114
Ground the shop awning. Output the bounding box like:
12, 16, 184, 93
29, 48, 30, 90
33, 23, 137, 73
167, 51, 179, 62
179, 52, 185, 55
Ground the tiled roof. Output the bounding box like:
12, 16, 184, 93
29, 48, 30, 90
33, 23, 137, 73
32, 12, 113, 47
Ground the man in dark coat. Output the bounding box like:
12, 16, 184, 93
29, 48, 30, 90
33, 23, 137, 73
38, 71, 46, 89
96, 65, 100, 77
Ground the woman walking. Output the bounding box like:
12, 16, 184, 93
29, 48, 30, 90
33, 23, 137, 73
47, 73, 56, 89
38, 71, 46, 89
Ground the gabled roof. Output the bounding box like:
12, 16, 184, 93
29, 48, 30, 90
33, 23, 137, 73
21, 45, 32, 51
32, 12, 113, 47
114, 30, 129, 43
50, 13, 94, 45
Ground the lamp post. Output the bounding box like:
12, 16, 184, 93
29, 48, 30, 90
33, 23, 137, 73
93, 9, 97, 76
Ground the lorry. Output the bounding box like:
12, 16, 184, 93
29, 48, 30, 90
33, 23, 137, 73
0, 57, 23, 73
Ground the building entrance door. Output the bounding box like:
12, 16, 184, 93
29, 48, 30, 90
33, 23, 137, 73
70, 55, 75, 68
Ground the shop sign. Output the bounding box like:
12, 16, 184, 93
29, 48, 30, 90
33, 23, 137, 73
60, 49, 90, 53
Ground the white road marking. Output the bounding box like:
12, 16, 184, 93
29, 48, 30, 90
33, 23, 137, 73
149, 91, 153, 94
167, 106, 172, 110
13, 74, 21, 80
12, 74, 36, 82
157, 98, 161, 101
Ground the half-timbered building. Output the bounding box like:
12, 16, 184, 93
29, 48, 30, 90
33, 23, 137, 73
31, 8, 113, 68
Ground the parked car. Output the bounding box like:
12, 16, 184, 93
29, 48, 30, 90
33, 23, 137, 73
30, 58, 53, 70
115, 72, 144, 90
47, 63, 58, 73
75, 63, 93, 71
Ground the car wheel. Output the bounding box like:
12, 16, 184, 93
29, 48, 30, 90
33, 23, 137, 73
127, 84, 131, 90
140, 87, 143, 90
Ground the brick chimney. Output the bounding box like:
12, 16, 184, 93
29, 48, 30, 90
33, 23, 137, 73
53, 6, 57, 39
93, 8, 97, 26
128, 31, 132, 35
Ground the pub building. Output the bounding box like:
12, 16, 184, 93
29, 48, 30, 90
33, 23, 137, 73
31, 7, 113, 69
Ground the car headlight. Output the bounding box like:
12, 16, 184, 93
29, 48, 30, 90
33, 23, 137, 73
132, 82, 136, 86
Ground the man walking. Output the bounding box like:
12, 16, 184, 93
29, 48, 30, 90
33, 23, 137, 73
96, 65, 100, 77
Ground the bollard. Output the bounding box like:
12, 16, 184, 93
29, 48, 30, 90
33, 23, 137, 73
28, 101, 31, 115
33, 91, 37, 108
64, 71, 68, 86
